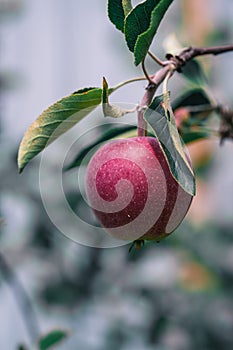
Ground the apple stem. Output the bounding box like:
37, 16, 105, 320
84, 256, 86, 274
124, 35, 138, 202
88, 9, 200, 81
138, 65, 171, 136
137, 109, 147, 136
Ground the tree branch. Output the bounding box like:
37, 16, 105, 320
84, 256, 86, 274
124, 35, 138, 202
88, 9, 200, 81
137, 44, 233, 135
180, 44, 233, 59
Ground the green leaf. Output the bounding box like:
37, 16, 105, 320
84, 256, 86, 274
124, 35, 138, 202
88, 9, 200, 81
102, 77, 135, 118
172, 89, 215, 144
18, 87, 107, 173
181, 129, 210, 144
38, 330, 68, 350
144, 92, 196, 196
65, 123, 137, 171
122, 0, 132, 15
134, 0, 174, 65
181, 59, 207, 85
125, 0, 156, 52
125, 0, 173, 65
108, 0, 132, 32
17, 346, 27, 350
172, 89, 211, 112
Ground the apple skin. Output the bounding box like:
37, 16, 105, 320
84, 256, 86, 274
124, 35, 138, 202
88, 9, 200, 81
85, 136, 193, 241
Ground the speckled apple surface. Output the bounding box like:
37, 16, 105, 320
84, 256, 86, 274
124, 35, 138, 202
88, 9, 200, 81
85, 137, 193, 241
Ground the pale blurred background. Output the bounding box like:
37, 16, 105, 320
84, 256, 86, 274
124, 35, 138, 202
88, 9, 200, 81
0, 0, 233, 349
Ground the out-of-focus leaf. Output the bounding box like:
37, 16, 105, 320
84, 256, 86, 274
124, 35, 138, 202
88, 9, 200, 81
17, 87, 111, 173
144, 92, 196, 195
172, 89, 211, 113
181, 128, 211, 144
173, 107, 214, 144
102, 77, 135, 117
65, 124, 137, 171
17, 346, 27, 350
112, 128, 138, 140
108, 0, 132, 32
173, 88, 215, 122
125, 0, 173, 65
181, 59, 207, 86
172, 89, 215, 144
38, 330, 68, 350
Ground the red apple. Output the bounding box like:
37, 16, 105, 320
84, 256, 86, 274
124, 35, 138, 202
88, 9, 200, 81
85, 136, 193, 242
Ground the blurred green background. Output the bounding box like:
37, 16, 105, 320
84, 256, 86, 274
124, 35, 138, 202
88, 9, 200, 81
0, 0, 233, 349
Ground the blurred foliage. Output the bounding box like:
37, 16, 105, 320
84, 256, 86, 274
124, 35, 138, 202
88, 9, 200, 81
35, 220, 233, 350
38, 330, 68, 350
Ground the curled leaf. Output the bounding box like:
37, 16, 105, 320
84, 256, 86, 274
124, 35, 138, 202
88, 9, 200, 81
102, 77, 136, 118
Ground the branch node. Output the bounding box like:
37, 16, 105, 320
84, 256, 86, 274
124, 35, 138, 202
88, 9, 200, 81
165, 53, 186, 72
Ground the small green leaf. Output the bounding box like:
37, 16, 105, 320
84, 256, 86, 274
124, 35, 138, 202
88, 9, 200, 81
65, 124, 137, 171
125, 0, 173, 65
18, 87, 105, 173
108, 0, 132, 32
102, 77, 135, 118
38, 330, 68, 350
144, 92, 196, 196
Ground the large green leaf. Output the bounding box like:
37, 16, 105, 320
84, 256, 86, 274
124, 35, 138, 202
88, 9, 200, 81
18, 87, 108, 173
108, 0, 132, 32
134, 0, 174, 65
38, 330, 68, 350
125, 0, 157, 52
125, 0, 173, 65
144, 92, 196, 196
